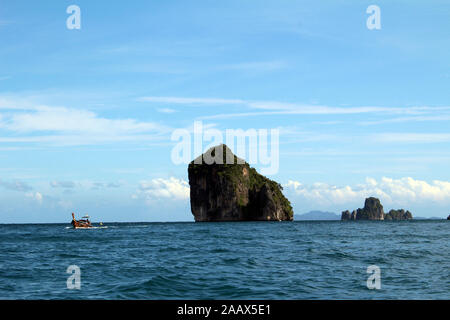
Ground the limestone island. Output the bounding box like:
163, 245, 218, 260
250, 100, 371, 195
341, 197, 413, 221
188, 144, 293, 222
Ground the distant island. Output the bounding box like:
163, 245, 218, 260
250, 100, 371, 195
294, 211, 340, 220
188, 144, 293, 222
341, 197, 413, 221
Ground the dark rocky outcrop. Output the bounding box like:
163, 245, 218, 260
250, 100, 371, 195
385, 209, 413, 221
341, 210, 352, 220
447, 215, 450, 220
341, 209, 358, 220
342, 197, 413, 221
188, 144, 293, 222
341, 197, 385, 220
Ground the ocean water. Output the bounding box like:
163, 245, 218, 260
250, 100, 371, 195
0, 220, 448, 299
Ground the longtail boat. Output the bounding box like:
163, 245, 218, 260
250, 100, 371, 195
71, 213, 92, 229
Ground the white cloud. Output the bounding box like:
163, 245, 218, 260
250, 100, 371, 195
0, 134, 170, 146
202, 105, 450, 120
138, 96, 245, 105
133, 175, 450, 210
359, 114, 450, 125
218, 60, 287, 72
0, 96, 39, 111
90, 181, 124, 189
157, 108, 176, 113
0, 20, 11, 27
50, 181, 76, 189
372, 133, 450, 144
26, 191, 43, 204
284, 177, 450, 207
0, 97, 171, 146
137, 96, 450, 122
135, 177, 190, 202
1, 105, 165, 134
0, 179, 33, 192
57, 199, 73, 209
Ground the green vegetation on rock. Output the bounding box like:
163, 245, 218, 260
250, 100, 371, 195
188, 144, 293, 221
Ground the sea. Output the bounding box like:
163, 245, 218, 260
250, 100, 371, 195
0, 220, 448, 299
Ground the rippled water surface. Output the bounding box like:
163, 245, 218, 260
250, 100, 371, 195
0, 221, 448, 299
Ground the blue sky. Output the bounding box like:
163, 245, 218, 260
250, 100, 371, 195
0, 0, 449, 222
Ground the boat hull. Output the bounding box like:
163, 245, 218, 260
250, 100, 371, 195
71, 213, 92, 229
72, 221, 92, 229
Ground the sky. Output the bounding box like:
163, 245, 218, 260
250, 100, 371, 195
0, 0, 449, 223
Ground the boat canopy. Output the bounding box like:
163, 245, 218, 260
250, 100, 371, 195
82, 215, 90, 219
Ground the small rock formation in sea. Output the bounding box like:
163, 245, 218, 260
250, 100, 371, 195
188, 144, 293, 222
385, 209, 413, 221
341, 210, 352, 220
341, 197, 385, 220
447, 215, 450, 220
341, 197, 413, 221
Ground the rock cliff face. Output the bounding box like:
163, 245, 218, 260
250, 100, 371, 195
341, 210, 358, 220
341, 210, 352, 220
385, 209, 413, 221
341, 197, 385, 220
188, 144, 293, 222
447, 215, 450, 220
341, 197, 413, 221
